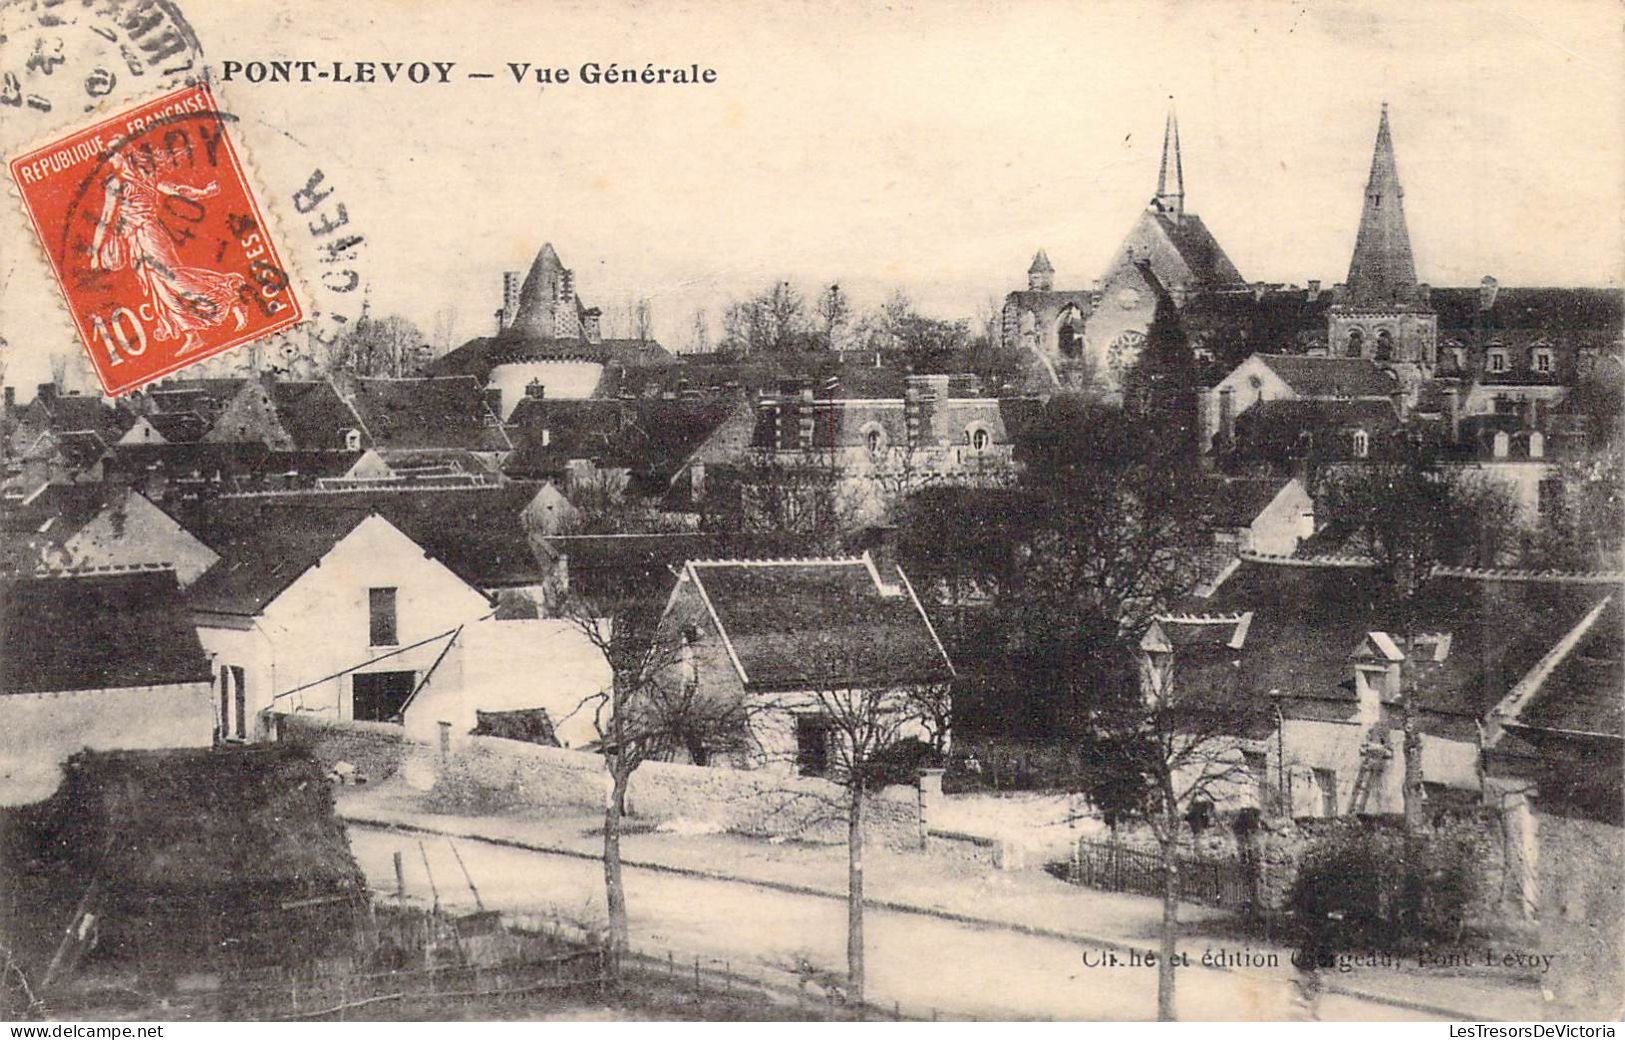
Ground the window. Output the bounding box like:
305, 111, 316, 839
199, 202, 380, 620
369, 587, 398, 646
1529, 431, 1545, 459
352, 671, 416, 723
1488, 350, 1506, 373
343, 428, 362, 451
1352, 429, 1369, 458
1533, 349, 1552, 373
1346, 329, 1364, 358
967, 425, 990, 452
1492, 431, 1509, 459
1374, 329, 1394, 361
1313, 768, 1338, 817
862, 425, 884, 456
796, 715, 833, 777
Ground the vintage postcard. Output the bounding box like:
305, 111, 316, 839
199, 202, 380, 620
0, 0, 1620, 1027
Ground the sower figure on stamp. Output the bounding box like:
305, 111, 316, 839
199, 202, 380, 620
90, 149, 248, 355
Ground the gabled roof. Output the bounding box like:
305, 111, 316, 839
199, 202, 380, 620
1, 568, 211, 693
1204, 477, 1293, 528
142, 411, 209, 443
685, 555, 953, 691
0, 483, 124, 572
1253, 354, 1396, 398
269, 380, 367, 450
1153, 212, 1245, 287
1507, 598, 1622, 740
185, 505, 374, 616
43, 430, 111, 468
29, 394, 136, 442
187, 485, 549, 599
347, 376, 511, 452
504, 398, 740, 488
1198, 558, 1618, 727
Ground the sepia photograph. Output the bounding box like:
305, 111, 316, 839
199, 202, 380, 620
0, 0, 1620, 1027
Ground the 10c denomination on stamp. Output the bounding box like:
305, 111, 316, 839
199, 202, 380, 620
8, 82, 301, 395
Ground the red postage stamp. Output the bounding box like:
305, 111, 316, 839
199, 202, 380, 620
8, 83, 301, 396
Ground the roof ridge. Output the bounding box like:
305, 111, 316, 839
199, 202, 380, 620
1243, 552, 1625, 584
688, 556, 868, 567
1241, 551, 1377, 568
1157, 612, 1251, 623
27, 561, 175, 578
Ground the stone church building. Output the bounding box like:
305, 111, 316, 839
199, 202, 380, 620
999, 105, 1248, 391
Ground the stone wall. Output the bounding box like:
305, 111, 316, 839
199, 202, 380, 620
283, 715, 924, 850
278, 713, 411, 783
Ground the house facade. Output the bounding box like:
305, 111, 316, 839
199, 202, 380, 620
0, 567, 214, 805
655, 554, 954, 774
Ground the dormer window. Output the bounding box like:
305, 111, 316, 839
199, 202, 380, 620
1487, 348, 1507, 373
1532, 348, 1553, 374
1529, 431, 1545, 459
1352, 429, 1369, 458
343, 428, 362, 451
965, 423, 990, 453
1492, 431, 1510, 458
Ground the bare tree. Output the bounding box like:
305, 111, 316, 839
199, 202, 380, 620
559, 597, 750, 974
815, 283, 851, 352
688, 308, 711, 355
429, 305, 459, 356
752, 638, 934, 1007
1077, 641, 1254, 1021
47, 352, 70, 394
327, 313, 424, 377
720, 280, 808, 356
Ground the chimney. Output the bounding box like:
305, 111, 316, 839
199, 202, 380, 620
797, 385, 815, 450
1390, 388, 1408, 421
36, 382, 56, 404
3, 386, 14, 413
1478, 275, 1499, 312
583, 307, 602, 345
526, 379, 546, 401
1252, 281, 1268, 302
1218, 386, 1236, 444
1306, 279, 1321, 301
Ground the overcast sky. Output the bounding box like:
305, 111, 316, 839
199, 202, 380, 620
1, 0, 1619, 392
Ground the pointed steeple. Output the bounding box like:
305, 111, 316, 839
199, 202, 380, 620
1027, 249, 1054, 291
1345, 103, 1419, 307
1153, 99, 1184, 223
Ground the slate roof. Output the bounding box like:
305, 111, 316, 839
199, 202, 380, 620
142, 411, 209, 443
106, 442, 274, 489
1155, 212, 1245, 287
688, 557, 953, 691
185, 505, 373, 616
143, 378, 246, 414
1204, 477, 1292, 528
1254, 355, 1396, 398
0, 569, 211, 693
347, 376, 511, 452
46, 430, 111, 468
1511, 598, 1623, 739
269, 380, 366, 450
1197, 559, 1615, 731
1429, 287, 1624, 334
187, 485, 549, 602
504, 398, 739, 488
30, 394, 136, 442
0, 484, 123, 572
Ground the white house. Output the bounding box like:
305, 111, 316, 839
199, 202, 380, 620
187, 507, 607, 745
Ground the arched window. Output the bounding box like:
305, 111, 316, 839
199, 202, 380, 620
1056, 305, 1083, 358
863, 424, 885, 456
967, 425, 990, 452
1375, 329, 1394, 361
1492, 431, 1510, 458
1352, 429, 1369, 458
1529, 431, 1545, 459
1346, 328, 1364, 358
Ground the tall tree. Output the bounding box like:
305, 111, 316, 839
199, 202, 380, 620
1076, 640, 1254, 1021
754, 638, 932, 1008
815, 283, 851, 352
327, 313, 424, 377
1123, 295, 1199, 453
560, 598, 749, 974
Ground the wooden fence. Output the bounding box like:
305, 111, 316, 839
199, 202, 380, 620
1065, 838, 1252, 911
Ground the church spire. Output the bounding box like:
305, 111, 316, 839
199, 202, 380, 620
1153, 99, 1184, 223
1345, 103, 1419, 307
